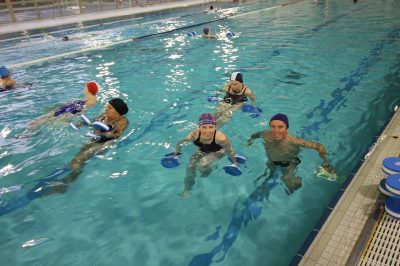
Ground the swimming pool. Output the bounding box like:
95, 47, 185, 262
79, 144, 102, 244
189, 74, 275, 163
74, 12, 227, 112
1, 0, 400, 265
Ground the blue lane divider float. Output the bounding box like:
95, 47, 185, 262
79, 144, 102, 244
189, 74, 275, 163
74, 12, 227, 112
130, 16, 228, 41
382, 157, 400, 175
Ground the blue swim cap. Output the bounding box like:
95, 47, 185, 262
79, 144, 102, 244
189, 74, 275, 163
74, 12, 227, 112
0, 66, 10, 78
270, 113, 289, 128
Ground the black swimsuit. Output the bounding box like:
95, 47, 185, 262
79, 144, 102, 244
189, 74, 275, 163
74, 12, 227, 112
95, 116, 123, 143
273, 157, 301, 167
193, 131, 223, 153
223, 84, 248, 104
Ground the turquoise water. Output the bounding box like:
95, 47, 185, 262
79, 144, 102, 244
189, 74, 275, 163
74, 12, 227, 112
1, 0, 400, 265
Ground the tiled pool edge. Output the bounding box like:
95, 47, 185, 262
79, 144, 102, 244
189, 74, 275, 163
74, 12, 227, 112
293, 107, 400, 266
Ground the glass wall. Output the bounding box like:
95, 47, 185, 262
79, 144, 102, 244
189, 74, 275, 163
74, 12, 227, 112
0, 0, 190, 24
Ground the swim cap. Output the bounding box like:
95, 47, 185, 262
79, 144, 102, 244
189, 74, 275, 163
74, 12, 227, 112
86, 81, 99, 95
109, 98, 128, 115
203, 27, 210, 35
0, 66, 10, 78
230, 72, 243, 83
198, 113, 216, 126
269, 113, 289, 128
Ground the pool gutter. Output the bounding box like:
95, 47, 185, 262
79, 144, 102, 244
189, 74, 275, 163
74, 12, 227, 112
293, 106, 400, 265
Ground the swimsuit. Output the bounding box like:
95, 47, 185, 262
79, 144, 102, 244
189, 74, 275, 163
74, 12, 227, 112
273, 157, 301, 168
54, 100, 86, 117
193, 131, 223, 153
95, 116, 123, 143
223, 84, 248, 104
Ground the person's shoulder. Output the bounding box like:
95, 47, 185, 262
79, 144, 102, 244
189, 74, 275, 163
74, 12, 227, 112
121, 116, 129, 122
288, 135, 307, 145
215, 130, 228, 140
244, 85, 253, 92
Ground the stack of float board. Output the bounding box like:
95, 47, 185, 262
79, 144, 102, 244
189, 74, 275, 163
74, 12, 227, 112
379, 157, 400, 219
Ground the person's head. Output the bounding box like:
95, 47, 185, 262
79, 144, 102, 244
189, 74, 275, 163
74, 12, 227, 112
269, 113, 289, 140
230, 71, 243, 83
0, 66, 11, 79
210, 5, 214, 10
229, 71, 244, 93
203, 27, 210, 35
85, 81, 99, 95
198, 113, 216, 134
107, 98, 128, 117
63, 36, 69, 41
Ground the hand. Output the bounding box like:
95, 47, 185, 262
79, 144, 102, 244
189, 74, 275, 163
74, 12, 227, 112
245, 139, 254, 147
179, 190, 191, 199
321, 161, 334, 174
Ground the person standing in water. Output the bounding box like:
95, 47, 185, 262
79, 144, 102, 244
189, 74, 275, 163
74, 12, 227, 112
172, 113, 239, 198
246, 113, 334, 194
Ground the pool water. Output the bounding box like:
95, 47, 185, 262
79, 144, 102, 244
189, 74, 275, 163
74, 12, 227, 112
1, 0, 400, 265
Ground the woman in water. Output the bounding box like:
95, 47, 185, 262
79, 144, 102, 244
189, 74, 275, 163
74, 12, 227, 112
46, 98, 129, 194
213, 71, 257, 127
172, 113, 239, 198
29, 81, 99, 129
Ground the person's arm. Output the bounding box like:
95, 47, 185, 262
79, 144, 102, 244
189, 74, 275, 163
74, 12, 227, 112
294, 137, 333, 173
98, 117, 128, 139
173, 130, 197, 155
215, 82, 229, 95
245, 131, 263, 146
245, 87, 256, 106
216, 132, 238, 165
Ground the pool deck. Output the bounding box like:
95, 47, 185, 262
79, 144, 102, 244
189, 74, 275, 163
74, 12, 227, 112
2, 1, 399, 265
298, 106, 400, 266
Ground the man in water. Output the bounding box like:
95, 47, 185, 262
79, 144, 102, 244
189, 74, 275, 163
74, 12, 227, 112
246, 113, 334, 193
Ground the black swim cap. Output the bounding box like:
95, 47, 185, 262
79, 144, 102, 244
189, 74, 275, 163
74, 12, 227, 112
230, 72, 243, 83
109, 98, 128, 115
